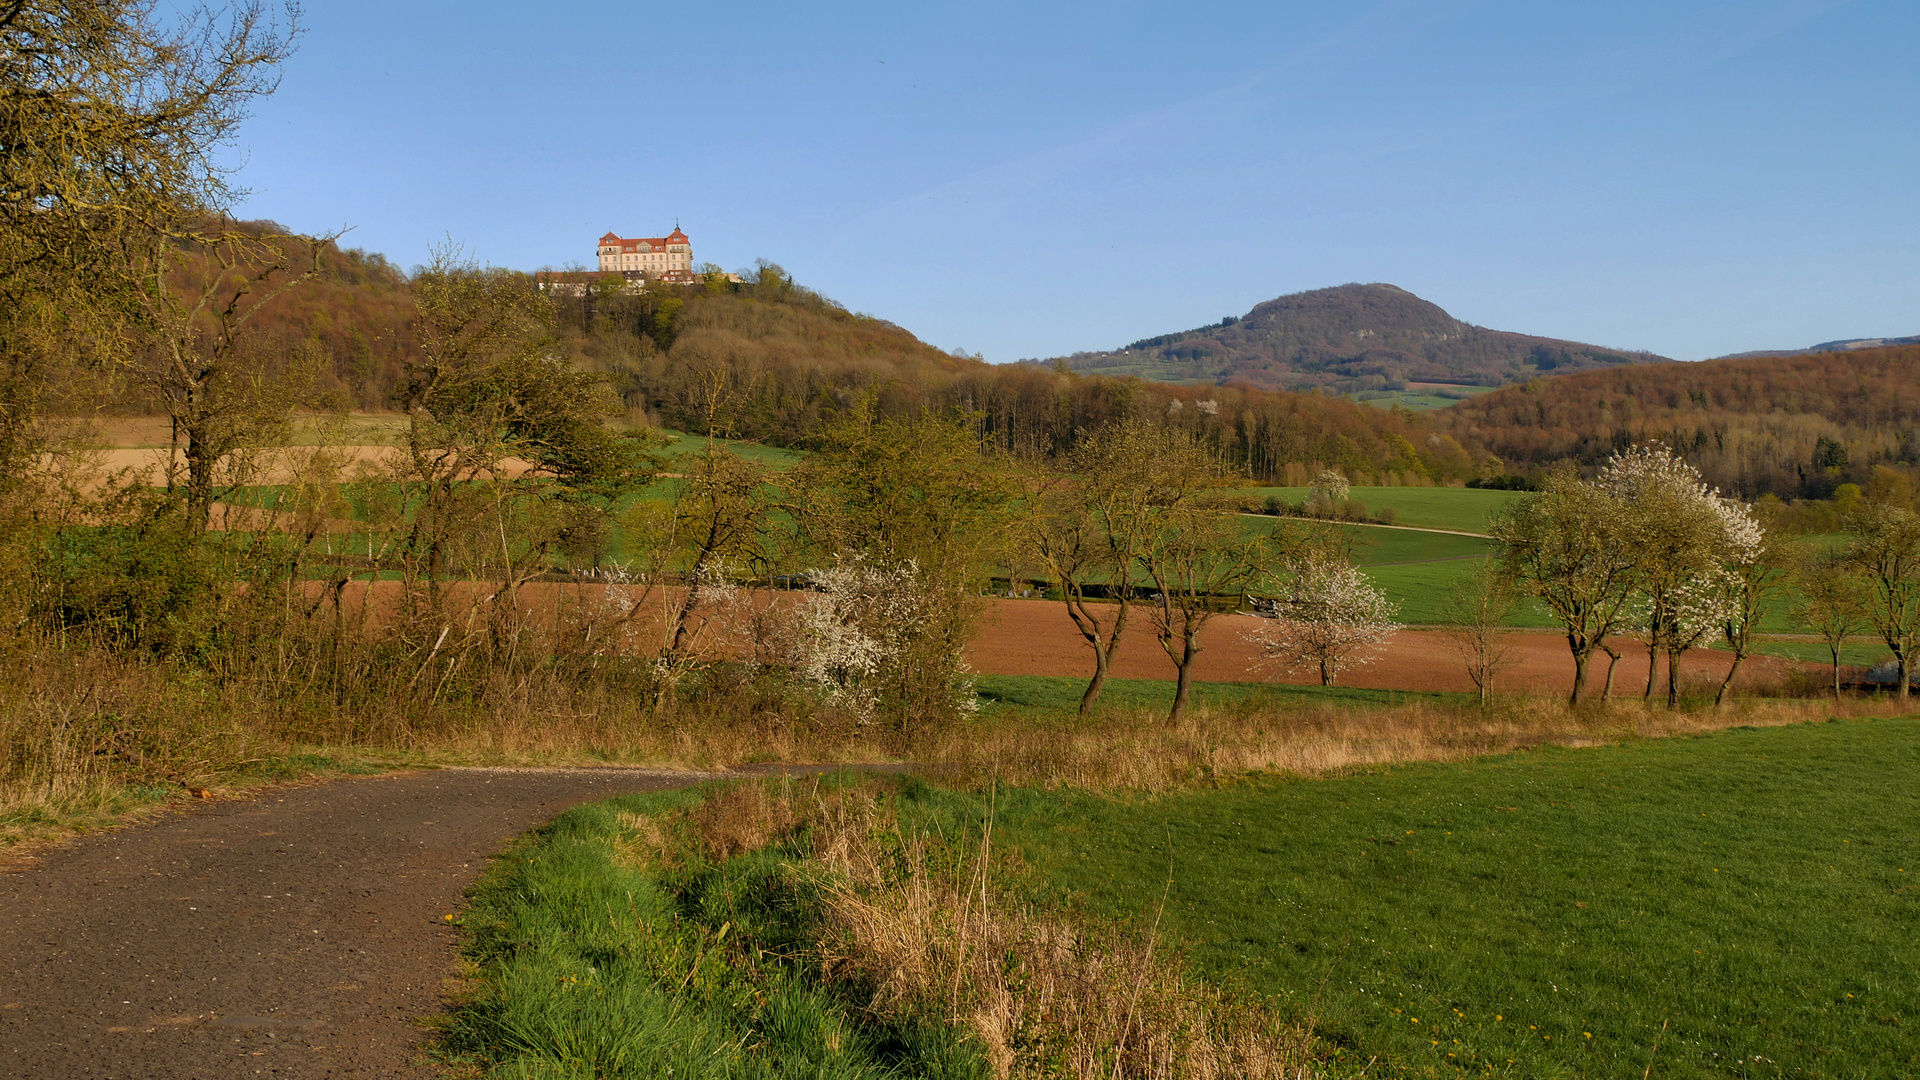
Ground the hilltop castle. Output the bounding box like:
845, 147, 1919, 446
597, 226, 695, 283
536, 226, 738, 295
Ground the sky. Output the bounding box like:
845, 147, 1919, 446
227, 0, 1919, 363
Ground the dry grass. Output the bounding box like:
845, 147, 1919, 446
644, 777, 1321, 1079
922, 689, 1915, 793
6, 616, 1909, 847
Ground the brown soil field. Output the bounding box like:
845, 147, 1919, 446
289, 583, 1805, 698
965, 597, 1803, 696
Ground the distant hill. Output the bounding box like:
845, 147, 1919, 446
1036, 283, 1669, 393
1437, 344, 1920, 498
1714, 334, 1920, 360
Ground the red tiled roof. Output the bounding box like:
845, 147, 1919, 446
598, 229, 692, 253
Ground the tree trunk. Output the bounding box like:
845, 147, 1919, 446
1644, 640, 1659, 699
186, 422, 216, 534
1830, 645, 1843, 699
1066, 589, 1129, 715
1600, 643, 1621, 699
1079, 646, 1110, 714
1168, 632, 1200, 723
1666, 647, 1682, 709
1715, 650, 1745, 707
1899, 650, 1911, 700
1568, 642, 1591, 706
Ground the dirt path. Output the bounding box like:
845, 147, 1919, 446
0, 766, 726, 1079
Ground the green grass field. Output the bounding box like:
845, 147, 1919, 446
972, 673, 1455, 715
1230, 520, 1555, 626
1242, 487, 1522, 534
1719, 637, 1887, 668
655, 429, 803, 469
981, 717, 1920, 1078
1350, 386, 1499, 412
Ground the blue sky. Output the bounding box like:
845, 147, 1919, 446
229, 0, 1918, 362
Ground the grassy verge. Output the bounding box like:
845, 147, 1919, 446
0, 751, 382, 851
981, 716, 1920, 1078
442, 780, 978, 1079
443, 776, 1319, 1078
974, 673, 1452, 714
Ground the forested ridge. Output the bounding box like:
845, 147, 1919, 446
1438, 346, 1920, 497
561, 275, 1482, 486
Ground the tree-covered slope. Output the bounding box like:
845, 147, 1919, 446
1438, 344, 1920, 498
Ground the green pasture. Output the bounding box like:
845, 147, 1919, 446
1719, 637, 1888, 668
980, 716, 1920, 1078
1350, 385, 1498, 411
972, 673, 1455, 715
655, 429, 803, 469
1241, 486, 1521, 534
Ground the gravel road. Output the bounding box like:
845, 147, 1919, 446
0, 766, 722, 1079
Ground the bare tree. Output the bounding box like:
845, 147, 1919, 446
390, 243, 657, 688
620, 441, 773, 706
1137, 494, 1266, 721
1841, 503, 1920, 700
138, 228, 331, 531
0, 1, 298, 465
1438, 558, 1517, 705
1023, 421, 1209, 714
1793, 553, 1870, 699
1491, 471, 1639, 706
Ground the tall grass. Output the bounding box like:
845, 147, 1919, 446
446, 776, 1321, 1079
922, 687, 1911, 793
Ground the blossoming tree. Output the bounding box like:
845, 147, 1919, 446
1243, 557, 1402, 687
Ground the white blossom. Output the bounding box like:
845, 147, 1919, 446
778, 556, 966, 722
1244, 559, 1402, 686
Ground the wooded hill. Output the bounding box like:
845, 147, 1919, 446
555, 272, 1484, 486
134, 234, 1920, 501
1036, 283, 1667, 394
1438, 346, 1920, 498
114, 237, 1493, 487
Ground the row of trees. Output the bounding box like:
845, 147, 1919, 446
1491, 443, 1920, 706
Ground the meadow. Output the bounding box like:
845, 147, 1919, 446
1351, 385, 1500, 412
979, 716, 1919, 1078
1242, 486, 1522, 534
447, 713, 1920, 1078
